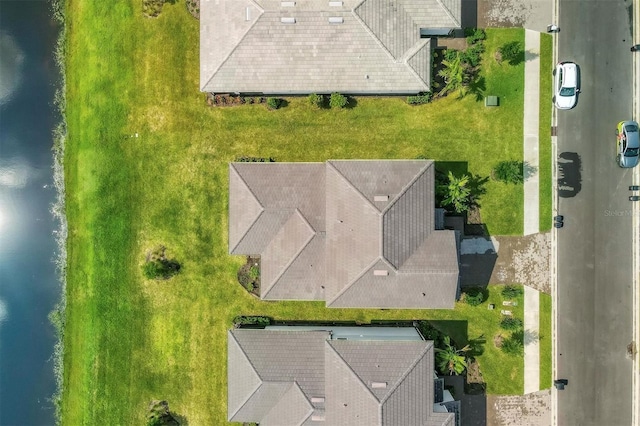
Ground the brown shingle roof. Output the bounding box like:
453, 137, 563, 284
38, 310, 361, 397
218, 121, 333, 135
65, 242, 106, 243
228, 160, 459, 309
228, 329, 455, 425
200, 0, 461, 94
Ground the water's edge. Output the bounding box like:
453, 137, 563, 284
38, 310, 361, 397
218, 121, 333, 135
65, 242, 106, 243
49, 0, 67, 422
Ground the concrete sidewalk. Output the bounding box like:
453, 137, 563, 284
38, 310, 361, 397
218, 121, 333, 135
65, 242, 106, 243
524, 29, 541, 235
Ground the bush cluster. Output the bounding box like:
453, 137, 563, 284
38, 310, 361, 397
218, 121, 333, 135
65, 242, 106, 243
500, 317, 523, 331
465, 28, 487, 45
267, 97, 283, 110
329, 92, 348, 108
494, 161, 524, 184
308, 93, 324, 108
143, 246, 181, 280
501, 285, 523, 299
501, 330, 524, 356
233, 316, 271, 328
462, 287, 485, 306
235, 156, 276, 162
407, 93, 432, 105
499, 41, 524, 65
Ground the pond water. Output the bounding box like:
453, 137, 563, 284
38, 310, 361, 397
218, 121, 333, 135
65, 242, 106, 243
0, 1, 61, 424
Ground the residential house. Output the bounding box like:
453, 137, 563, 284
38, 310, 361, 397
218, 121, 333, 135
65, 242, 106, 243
227, 325, 461, 425
228, 160, 460, 309
200, 0, 462, 94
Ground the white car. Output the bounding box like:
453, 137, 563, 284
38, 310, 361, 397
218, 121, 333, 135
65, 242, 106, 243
553, 62, 580, 110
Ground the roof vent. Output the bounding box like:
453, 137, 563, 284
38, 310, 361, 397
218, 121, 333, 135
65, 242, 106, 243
311, 397, 325, 403
371, 382, 388, 389
374, 195, 389, 202
281, 1, 296, 6
281, 17, 296, 23
328, 17, 343, 24
329, 1, 343, 5
373, 270, 388, 276
311, 415, 326, 421
245, 7, 251, 20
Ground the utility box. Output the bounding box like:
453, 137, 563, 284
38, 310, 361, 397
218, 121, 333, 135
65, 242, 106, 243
485, 96, 499, 107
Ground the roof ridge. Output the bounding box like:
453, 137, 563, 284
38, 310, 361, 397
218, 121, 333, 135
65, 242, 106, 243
261, 209, 318, 298
202, 0, 265, 91
326, 256, 387, 306
435, 0, 461, 28
326, 340, 382, 403
326, 161, 383, 212
228, 331, 264, 419
404, 39, 431, 88
352, 1, 398, 63
229, 164, 266, 253
380, 340, 433, 405
380, 161, 431, 215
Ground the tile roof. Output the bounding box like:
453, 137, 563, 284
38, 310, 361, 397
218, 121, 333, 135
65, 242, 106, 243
228, 160, 459, 309
200, 0, 461, 94
228, 328, 455, 425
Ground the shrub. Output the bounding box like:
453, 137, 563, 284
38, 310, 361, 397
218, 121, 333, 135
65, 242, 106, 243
233, 315, 271, 327
235, 156, 276, 162
443, 48, 460, 62
407, 93, 432, 105
494, 161, 524, 184
461, 43, 485, 67
266, 97, 282, 110
142, 0, 168, 17
501, 331, 524, 356
143, 246, 181, 280
329, 92, 348, 108
499, 41, 524, 65
465, 28, 487, 45
308, 93, 324, 108
500, 317, 523, 331
417, 321, 446, 348
144, 259, 181, 280
501, 285, 523, 299
462, 287, 485, 306
249, 265, 260, 280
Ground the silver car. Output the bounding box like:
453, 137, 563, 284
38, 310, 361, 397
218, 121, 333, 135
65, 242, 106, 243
553, 62, 580, 110
616, 121, 640, 168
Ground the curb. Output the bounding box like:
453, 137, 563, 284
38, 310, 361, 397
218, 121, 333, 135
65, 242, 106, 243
632, 0, 640, 423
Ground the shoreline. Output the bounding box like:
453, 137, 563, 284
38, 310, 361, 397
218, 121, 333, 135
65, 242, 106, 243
49, 0, 68, 422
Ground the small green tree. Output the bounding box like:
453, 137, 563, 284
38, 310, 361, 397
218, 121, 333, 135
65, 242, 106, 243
440, 171, 472, 214
437, 52, 465, 97
462, 287, 485, 306
435, 336, 471, 375
501, 330, 524, 356
329, 92, 348, 108
143, 246, 181, 280
494, 161, 524, 184
147, 400, 179, 426
499, 41, 524, 65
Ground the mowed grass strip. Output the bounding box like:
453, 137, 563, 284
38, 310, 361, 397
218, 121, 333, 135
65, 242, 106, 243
539, 292, 553, 389
62, 0, 527, 422
539, 33, 553, 232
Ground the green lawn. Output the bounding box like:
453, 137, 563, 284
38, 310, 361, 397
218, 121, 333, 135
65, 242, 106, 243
539, 292, 553, 389
61, 0, 527, 423
539, 34, 553, 232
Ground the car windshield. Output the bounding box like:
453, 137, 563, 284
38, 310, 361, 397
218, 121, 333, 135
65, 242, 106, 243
625, 124, 639, 132
625, 147, 640, 157
560, 87, 575, 96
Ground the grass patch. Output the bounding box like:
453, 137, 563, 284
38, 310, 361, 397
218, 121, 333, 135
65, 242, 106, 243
61, 3, 527, 424
539, 292, 552, 389
539, 34, 553, 232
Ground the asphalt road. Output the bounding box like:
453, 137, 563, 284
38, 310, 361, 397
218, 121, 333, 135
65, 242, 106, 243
556, 1, 635, 425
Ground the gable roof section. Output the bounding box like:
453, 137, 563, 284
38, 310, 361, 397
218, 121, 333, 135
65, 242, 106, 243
201, 0, 461, 94
229, 328, 454, 425
325, 162, 382, 302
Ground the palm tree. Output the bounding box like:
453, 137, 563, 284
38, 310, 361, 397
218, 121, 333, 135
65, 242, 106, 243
442, 172, 471, 214
437, 52, 465, 97
435, 336, 471, 375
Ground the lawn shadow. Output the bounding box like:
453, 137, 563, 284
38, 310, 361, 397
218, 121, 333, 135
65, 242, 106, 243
469, 76, 486, 101
345, 95, 358, 109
